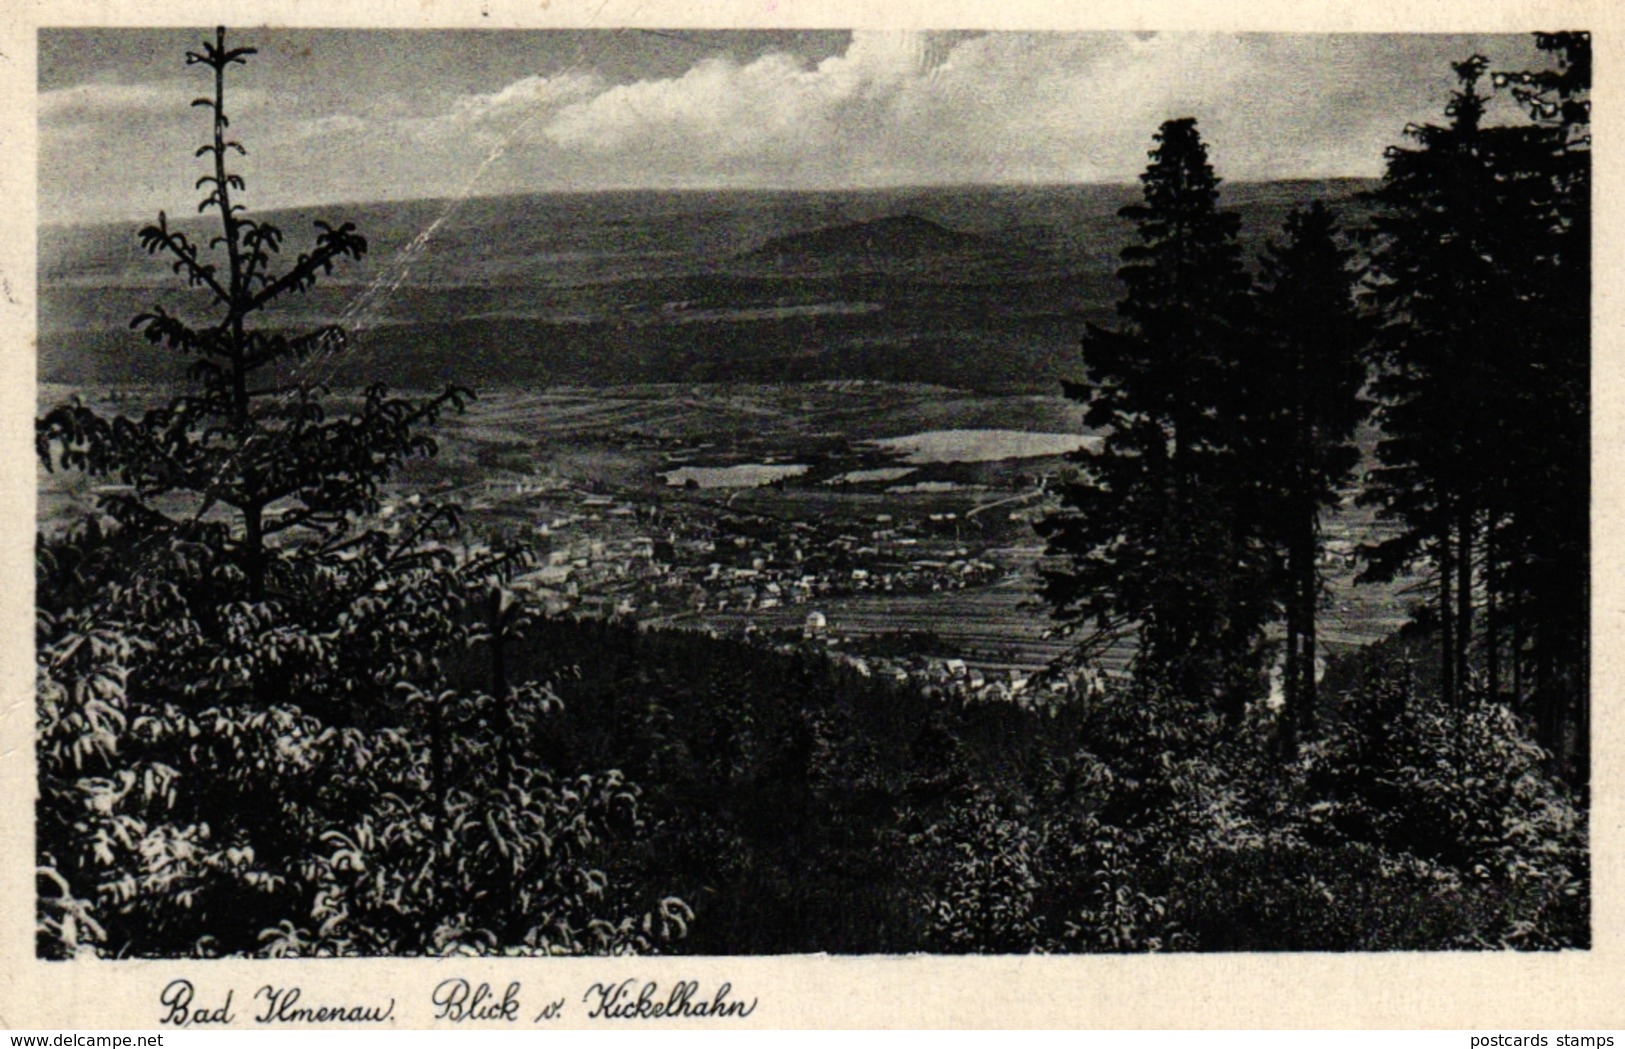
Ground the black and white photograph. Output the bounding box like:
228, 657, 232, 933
16, 4, 1599, 995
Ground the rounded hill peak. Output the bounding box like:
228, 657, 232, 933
749, 212, 985, 264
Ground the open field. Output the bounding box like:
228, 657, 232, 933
441, 383, 1411, 648
41, 379, 1415, 693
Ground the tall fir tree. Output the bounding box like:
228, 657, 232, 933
1488, 33, 1590, 776
36, 27, 476, 721
1037, 118, 1269, 713
1253, 202, 1370, 745
1361, 56, 1502, 709
1360, 40, 1588, 778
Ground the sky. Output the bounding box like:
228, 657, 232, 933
38, 28, 1556, 224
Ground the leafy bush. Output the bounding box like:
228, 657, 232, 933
898, 664, 1587, 954
910, 790, 1047, 952
36, 600, 687, 958
1167, 836, 1492, 950
1299, 656, 1587, 948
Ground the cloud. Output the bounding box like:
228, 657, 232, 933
39, 81, 174, 119
431, 31, 1482, 190
42, 79, 271, 121
292, 113, 369, 141
37, 31, 1546, 222
547, 52, 821, 155
446, 69, 605, 128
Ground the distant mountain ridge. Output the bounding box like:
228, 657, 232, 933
749, 213, 986, 263
38, 181, 1379, 394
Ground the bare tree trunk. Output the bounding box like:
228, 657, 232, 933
1456, 504, 1473, 701
1537, 647, 1558, 767
1302, 528, 1318, 728
1286, 486, 1318, 737
1512, 598, 1524, 711
1283, 612, 1300, 753
243, 501, 265, 601
1485, 512, 1499, 700
1576, 661, 1590, 788
1439, 527, 1455, 708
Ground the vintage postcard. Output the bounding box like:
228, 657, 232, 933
1, 0, 1621, 1030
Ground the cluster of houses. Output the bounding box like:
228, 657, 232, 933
486, 484, 1001, 623
393, 474, 1119, 709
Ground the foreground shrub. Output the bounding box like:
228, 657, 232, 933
1299, 658, 1587, 948
900, 664, 1587, 954
37, 603, 686, 958
909, 790, 1047, 952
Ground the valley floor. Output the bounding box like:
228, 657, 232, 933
39, 381, 1415, 699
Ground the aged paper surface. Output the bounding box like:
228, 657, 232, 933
1, 0, 1621, 1029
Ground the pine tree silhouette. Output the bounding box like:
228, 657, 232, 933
1037, 118, 1269, 713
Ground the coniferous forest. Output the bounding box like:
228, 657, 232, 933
35, 29, 1589, 956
